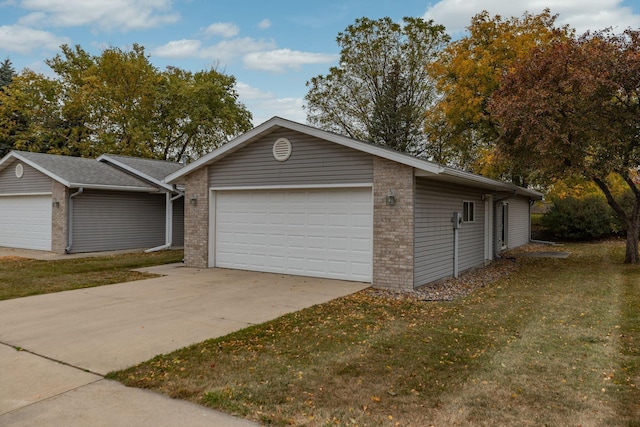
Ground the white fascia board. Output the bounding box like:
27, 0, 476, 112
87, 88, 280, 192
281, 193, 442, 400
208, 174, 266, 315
441, 167, 543, 199
3, 151, 71, 187
69, 183, 160, 193
98, 155, 175, 192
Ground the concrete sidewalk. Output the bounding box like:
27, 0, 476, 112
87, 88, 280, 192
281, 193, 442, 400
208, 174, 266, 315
0, 262, 369, 426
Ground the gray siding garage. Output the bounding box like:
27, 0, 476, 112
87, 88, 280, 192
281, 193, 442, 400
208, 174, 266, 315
0, 151, 185, 254
167, 117, 543, 291
71, 190, 166, 253
207, 129, 375, 282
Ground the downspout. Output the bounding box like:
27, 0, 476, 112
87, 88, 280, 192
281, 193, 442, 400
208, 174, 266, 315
145, 192, 183, 253
65, 187, 84, 253
493, 190, 517, 260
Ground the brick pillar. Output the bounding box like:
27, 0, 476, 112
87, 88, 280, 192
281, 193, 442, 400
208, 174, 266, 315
51, 181, 69, 254
372, 157, 414, 290
184, 167, 209, 268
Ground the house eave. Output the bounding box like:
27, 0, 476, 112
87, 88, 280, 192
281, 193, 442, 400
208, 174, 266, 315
68, 183, 160, 193
437, 167, 543, 200
165, 117, 444, 184
97, 154, 176, 192
163, 116, 544, 201
0, 151, 71, 187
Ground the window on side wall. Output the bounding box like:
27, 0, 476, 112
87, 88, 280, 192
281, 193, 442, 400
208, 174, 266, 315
463, 201, 475, 223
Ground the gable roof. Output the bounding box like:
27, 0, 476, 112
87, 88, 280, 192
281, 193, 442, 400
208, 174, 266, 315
165, 116, 542, 200
97, 154, 183, 192
0, 151, 159, 192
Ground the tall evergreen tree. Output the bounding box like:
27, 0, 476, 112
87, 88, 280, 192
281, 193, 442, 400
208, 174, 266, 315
0, 58, 15, 89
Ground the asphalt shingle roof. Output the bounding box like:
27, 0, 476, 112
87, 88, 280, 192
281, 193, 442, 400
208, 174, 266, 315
12, 151, 156, 190
99, 155, 184, 181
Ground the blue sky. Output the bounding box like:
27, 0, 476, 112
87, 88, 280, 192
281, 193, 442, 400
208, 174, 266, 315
2, 0, 640, 125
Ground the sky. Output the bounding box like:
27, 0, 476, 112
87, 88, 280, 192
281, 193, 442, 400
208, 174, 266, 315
1, 0, 640, 126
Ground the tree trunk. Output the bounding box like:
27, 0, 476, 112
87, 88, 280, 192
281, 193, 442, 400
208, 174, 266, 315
592, 175, 640, 264
624, 220, 639, 264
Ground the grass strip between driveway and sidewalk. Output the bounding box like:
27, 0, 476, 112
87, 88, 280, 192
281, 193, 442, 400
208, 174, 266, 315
0, 250, 184, 301
109, 241, 639, 426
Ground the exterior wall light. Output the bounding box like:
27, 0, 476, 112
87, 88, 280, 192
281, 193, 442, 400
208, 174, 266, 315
190, 194, 198, 205
52, 199, 60, 208
386, 190, 396, 206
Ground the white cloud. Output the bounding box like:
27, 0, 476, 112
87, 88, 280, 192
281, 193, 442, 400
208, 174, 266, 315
243, 49, 338, 73
199, 37, 277, 64
0, 24, 68, 54
153, 39, 202, 59
202, 22, 239, 38
423, 0, 640, 35
235, 82, 274, 100
258, 18, 271, 30
153, 36, 279, 66
15, 0, 179, 31
236, 82, 306, 125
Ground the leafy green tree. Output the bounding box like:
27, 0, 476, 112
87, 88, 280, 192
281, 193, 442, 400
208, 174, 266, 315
0, 44, 252, 160
426, 9, 570, 178
0, 58, 17, 157
155, 67, 253, 161
84, 44, 160, 157
490, 30, 640, 263
305, 17, 449, 154
0, 71, 71, 156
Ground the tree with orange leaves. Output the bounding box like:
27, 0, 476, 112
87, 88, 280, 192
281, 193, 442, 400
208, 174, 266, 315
491, 30, 640, 263
425, 9, 571, 182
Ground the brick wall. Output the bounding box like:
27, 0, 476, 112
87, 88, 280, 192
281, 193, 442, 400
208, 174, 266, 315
51, 181, 68, 254
184, 167, 209, 268
372, 157, 415, 291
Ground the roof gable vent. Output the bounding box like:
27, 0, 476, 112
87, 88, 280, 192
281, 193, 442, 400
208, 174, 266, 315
273, 138, 292, 162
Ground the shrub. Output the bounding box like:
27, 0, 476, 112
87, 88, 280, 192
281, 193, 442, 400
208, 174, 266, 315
541, 195, 618, 240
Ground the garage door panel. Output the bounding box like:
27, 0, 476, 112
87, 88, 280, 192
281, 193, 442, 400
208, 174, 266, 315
215, 188, 372, 282
0, 195, 52, 251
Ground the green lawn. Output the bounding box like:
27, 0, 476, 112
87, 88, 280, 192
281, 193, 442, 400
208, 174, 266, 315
109, 241, 639, 426
0, 250, 183, 301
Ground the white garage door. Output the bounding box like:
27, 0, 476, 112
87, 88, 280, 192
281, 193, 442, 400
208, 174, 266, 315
0, 195, 52, 251
214, 188, 373, 282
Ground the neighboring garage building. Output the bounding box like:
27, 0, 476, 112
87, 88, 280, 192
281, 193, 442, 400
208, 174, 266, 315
0, 151, 184, 254
166, 117, 542, 291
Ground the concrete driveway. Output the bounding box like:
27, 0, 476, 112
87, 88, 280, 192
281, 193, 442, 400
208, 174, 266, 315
0, 262, 369, 426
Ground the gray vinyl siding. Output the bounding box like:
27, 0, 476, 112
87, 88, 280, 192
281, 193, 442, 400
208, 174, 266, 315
70, 190, 165, 253
507, 196, 531, 249
414, 179, 485, 287
0, 160, 52, 194
209, 129, 373, 187
172, 196, 184, 246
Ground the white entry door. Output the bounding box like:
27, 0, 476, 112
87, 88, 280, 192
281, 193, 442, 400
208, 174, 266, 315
214, 188, 373, 282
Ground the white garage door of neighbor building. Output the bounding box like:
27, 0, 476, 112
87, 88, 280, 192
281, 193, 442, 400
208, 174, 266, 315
0, 195, 52, 251
214, 188, 373, 282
